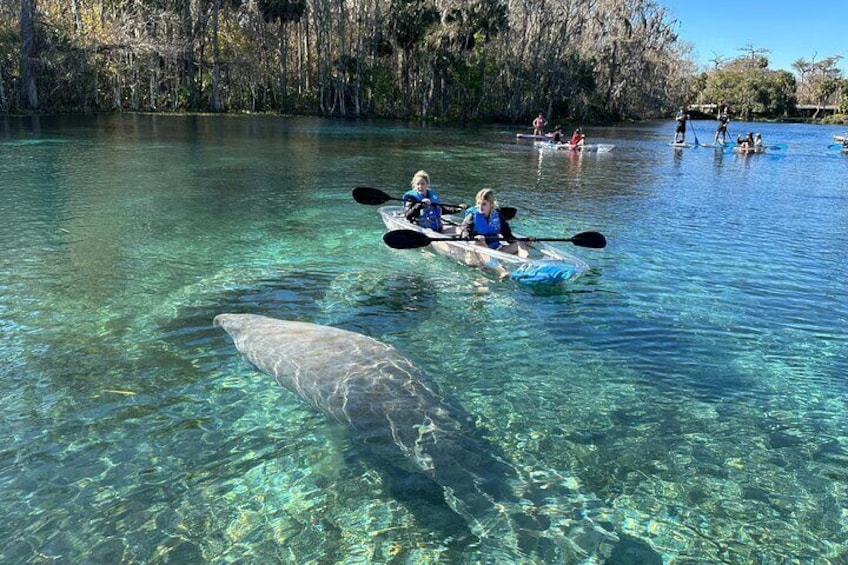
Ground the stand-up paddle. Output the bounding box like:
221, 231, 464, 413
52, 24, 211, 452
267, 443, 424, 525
383, 229, 606, 250
690, 119, 701, 147
353, 186, 517, 220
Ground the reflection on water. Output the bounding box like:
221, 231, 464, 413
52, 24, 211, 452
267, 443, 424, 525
1, 115, 847, 563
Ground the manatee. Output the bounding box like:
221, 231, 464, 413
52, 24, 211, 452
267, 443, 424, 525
214, 313, 643, 562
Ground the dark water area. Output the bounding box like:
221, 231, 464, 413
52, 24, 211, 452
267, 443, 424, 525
1, 114, 846, 563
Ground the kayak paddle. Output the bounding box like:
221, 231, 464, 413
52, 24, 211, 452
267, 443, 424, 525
383, 229, 606, 250
352, 186, 517, 220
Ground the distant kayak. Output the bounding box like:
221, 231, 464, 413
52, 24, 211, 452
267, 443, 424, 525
731, 143, 787, 154
732, 145, 768, 154
534, 141, 614, 153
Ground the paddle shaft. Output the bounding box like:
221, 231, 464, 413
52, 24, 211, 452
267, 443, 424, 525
353, 186, 516, 219
383, 228, 606, 249
383, 193, 466, 213
463, 235, 601, 245
689, 118, 701, 146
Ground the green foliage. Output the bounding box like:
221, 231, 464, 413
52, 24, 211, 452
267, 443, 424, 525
697, 57, 797, 119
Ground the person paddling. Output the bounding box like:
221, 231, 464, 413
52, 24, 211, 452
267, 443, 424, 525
570, 128, 585, 149
552, 125, 565, 144
532, 112, 547, 136
736, 132, 754, 148
674, 108, 689, 143
460, 188, 533, 278
714, 106, 730, 145
402, 170, 444, 231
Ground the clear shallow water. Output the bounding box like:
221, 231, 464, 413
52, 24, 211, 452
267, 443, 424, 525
1, 114, 847, 564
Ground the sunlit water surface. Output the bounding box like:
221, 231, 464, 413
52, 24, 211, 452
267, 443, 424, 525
1, 115, 847, 564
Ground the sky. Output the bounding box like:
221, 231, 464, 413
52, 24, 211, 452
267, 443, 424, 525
657, 1, 847, 75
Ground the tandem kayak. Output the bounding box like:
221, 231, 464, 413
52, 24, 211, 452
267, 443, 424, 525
731, 143, 787, 154
534, 141, 614, 153
378, 206, 591, 285
732, 145, 767, 154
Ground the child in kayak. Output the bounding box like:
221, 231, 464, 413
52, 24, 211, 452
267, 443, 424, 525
461, 188, 532, 254
402, 170, 445, 231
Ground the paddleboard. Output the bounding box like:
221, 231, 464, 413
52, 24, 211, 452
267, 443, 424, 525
516, 133, 553, 141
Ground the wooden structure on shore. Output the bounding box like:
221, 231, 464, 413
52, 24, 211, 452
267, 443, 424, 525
688, 103, 839, 120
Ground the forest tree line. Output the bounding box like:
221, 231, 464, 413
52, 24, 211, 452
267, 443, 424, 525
1, 0, 693, 121
1, 0, 844, 122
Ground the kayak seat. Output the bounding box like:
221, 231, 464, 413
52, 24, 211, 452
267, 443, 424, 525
510, 262, 579, 285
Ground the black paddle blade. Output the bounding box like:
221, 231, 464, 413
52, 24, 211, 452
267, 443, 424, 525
501, 207, 517, 221
382, 230, 434, 249
570, 231, 606, 248
353, 186, 393, 205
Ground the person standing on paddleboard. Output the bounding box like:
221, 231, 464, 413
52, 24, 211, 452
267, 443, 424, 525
714, 106, 730, 145
532, 112, 547, 136
674, 108, 689, 143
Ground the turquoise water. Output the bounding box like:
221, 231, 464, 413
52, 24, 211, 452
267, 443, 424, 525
1, 114, 847, 563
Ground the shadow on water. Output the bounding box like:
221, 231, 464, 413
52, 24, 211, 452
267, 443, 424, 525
158, 270, 441, 354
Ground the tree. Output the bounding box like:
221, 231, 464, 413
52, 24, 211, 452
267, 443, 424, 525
696, 51, 796, 119
210, 0, 222, 111
793, 54, 843, 109
19, 0, 38, 109
259, 0, 306, 111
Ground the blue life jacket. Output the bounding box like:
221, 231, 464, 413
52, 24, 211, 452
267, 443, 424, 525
402, 189, 442, 231
469, 207, 502, 249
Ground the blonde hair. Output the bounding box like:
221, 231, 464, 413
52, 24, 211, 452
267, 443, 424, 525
410, 170, 430, 188
475, 188, 497, 208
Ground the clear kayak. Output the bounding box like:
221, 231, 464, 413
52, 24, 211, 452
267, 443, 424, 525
534, 141, 614, 153
378, 206, 589, 285
731, 143, 788, 154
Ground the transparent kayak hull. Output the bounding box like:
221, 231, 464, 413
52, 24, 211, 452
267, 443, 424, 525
534, 141, 614, 153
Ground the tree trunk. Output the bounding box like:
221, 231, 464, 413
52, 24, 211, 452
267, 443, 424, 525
211, 0, 222, 111
278, 22, 287, 111
20, 0, 39, 110
179, 0, 197, 109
